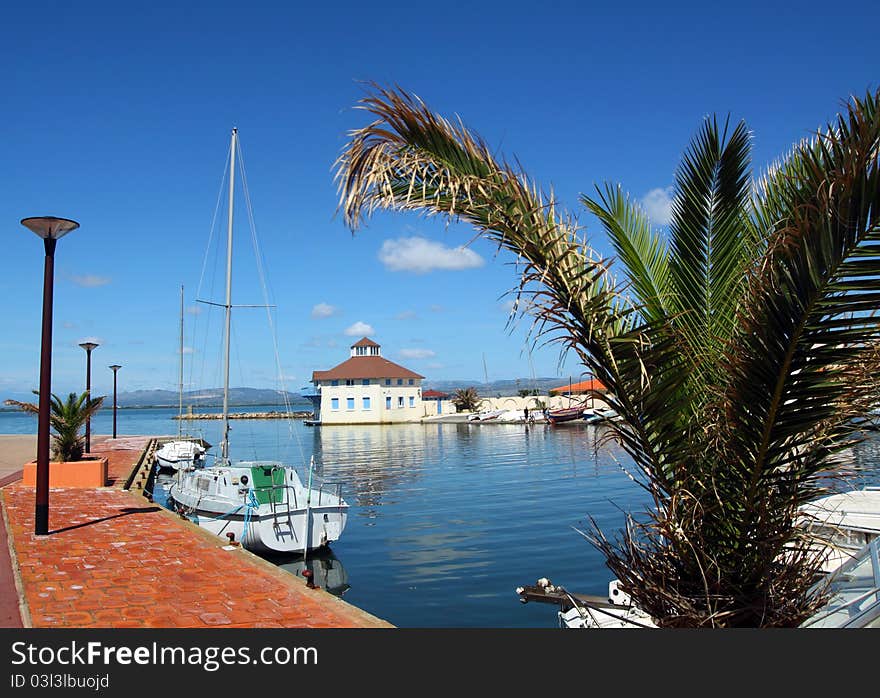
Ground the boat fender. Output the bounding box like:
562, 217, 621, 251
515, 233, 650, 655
241, 474, 249, 485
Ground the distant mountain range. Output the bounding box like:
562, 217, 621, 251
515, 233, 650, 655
115, 378, 567, 406
422, 377, 567, 396
1, 378, 573, 411
112, 388, 312, 408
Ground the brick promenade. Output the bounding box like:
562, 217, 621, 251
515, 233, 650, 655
1, 436, 391, 628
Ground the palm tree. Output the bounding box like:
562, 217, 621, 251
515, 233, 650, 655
452, 387, 481, 412
5, 391, 105, 462
335, 84, 880, 627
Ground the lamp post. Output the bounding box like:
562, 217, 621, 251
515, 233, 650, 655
109, 365, 121, 439
21, 216, 80, 536
78, 341, 99, 454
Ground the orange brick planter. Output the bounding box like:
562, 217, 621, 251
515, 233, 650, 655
22, 457, 108, 488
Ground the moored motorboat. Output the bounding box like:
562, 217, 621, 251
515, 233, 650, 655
582, 406, 618, 424
797, 486, 880, 573
799, 537, 880, 628
155, 438, 206, 470
467, 409, 505, 422
521, 484, 880, 628
155, 286, 207, 472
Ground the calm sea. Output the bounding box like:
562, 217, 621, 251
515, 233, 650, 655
3, 405, 880, 628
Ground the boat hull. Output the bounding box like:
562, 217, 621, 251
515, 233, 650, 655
546, 408, 584, 424
155, 440, 206, 471
180, 503, 347, 554
167, 461, 348, 554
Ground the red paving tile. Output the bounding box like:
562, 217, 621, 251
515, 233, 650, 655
1, 437, 392, 629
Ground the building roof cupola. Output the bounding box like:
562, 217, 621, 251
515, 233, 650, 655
351, 337, 381, 358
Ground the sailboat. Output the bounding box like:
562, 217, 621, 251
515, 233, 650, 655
168, 128, 349, 554
155, 285, 207, 470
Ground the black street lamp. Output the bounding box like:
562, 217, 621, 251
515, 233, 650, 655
109, 365, 122, 439
78, 341, 99, 454
21, 216, 80, 536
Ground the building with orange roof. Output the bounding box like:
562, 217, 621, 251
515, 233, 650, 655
549, 378, 607, 395
308, 338, 426, 424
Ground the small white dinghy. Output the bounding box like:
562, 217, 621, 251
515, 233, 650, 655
155, 439, 206, 471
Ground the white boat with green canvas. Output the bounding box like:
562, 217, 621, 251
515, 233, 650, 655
169, 458, 347, 553
168, 127, 348, 554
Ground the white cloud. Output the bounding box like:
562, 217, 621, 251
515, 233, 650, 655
429, 305, 444, 313
70, 274, 111, 287
399, 348, 436, 360
641, 187, 674, 226
396, 310, 418, 321
378, 237, 484, 274
311, 302, 339, 319
180, 346, 194, 355
344, 321, 375, 336
186, 305, 202, 316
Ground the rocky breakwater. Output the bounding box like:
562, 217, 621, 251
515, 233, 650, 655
175, 410, 313, 420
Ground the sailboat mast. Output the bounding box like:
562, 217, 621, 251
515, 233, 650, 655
178, 284, 184, 439
221, 127, 237, 463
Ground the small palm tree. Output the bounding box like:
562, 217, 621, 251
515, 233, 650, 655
335, 84, 880, 626
5, 391, 105, 461
452, 387, 481, 412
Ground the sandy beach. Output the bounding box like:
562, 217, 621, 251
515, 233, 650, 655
0, 435, 35, 480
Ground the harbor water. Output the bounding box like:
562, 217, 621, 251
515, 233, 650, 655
3, 405, 880, 628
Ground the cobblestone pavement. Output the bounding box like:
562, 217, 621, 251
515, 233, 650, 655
1, 437, 390, 628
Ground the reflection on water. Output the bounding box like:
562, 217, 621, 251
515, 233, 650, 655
269, 551, 350, 597
8, 405, 879, 627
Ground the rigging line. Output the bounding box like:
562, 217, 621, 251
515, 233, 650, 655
196, 142, 232, 303
192, 143, 232, 405
235, 136, 304, 463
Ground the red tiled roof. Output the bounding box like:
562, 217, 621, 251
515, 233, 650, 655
549, 378, 607, 394
422, 390, 449, 398
313, 356, 424, 381
351, 337, 380, 348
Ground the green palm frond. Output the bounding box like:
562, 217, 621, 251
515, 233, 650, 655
337, 83, 880, 627
722, 89, 880, 502
667, 117, 754, 384
4, 390, 104, 461
581, 183, 671, 325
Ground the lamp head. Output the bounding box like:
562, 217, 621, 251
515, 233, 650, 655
21, 217, 79, 240
109, 365, 122, 372
79, 342, 99, 352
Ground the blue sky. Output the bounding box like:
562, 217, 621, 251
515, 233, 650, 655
1, 0, 878, 400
